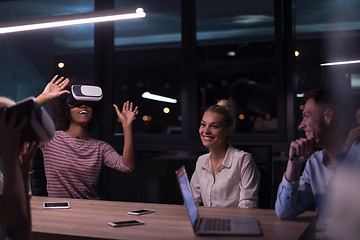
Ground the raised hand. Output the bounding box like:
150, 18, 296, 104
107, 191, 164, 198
19, 142, 38, 180
343, 125, 360, 152
0, 108, 27, 160
113, 101, 138, 127
36, 75, 70, 105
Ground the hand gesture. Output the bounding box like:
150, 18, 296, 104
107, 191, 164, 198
285, 134, 318, 182
113, 101, 138, 128
288, 137, 317, 163
0, 108, 39, 182
19, 142, 38, 180
0, 108, 26, 159
37, 75, 70, 104
343, 125, 360, 152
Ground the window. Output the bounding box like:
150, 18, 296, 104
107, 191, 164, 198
113, 0, 182, 135
294, 0, 360, 132
196, 0, 279, 134
0, 0, 95, 102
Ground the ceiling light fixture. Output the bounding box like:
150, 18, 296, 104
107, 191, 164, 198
227, 51, 236, 56
320, 59, 360, 66
142, 92, 177, 104
0, 8, 146, 34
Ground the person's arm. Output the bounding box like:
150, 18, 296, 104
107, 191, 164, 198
113, 101, 137, 168
275, 166, 315, 220
342, 125, 360, 153
19, 141, 38, 239
35, 75, 70, 105
190, 166, 203, 206
275, 136, 318, 220
0, 109, 27, 224
285, 137, 317, 182
238, 153, 260, 208
0, 109, 35, 240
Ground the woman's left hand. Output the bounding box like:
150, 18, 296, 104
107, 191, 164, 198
113, 101, 138, 127
19, 141, 38, 179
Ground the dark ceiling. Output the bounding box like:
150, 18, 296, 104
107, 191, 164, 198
0, 0, 359, 50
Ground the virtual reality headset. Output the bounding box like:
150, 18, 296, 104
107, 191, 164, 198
67, 85, 103, 108
4, 97, 55, 142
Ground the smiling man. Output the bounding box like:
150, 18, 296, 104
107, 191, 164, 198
275, 88, 352, 221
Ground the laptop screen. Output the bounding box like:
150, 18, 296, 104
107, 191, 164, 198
175, 166, 199, 227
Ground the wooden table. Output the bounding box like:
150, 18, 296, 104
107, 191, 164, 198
31, 196, 316, 240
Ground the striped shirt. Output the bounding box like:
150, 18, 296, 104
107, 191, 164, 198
40, 131, 133, 199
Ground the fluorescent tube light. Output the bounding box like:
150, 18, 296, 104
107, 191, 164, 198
320, 59, 360, 67
0, 8, 146, 34
142, 92, 177, 104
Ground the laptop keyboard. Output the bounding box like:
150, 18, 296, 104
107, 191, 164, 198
204, 218, 231, 232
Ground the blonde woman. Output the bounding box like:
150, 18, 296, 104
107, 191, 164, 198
190, 99, 260, 208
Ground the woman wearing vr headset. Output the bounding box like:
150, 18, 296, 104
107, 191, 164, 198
0, 97, 38, 240
35, 75, 137, 199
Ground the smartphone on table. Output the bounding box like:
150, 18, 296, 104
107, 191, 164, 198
43, 202, 70, 209
128, 209, 155, 215
108, 220, 145, 227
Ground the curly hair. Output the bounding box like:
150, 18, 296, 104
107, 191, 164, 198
49, 79, 105, 132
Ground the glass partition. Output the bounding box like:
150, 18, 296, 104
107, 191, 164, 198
196, 0, 278, 134
0, 0, 95, 102
113, 0, 182, 135
294, 0, 360, 133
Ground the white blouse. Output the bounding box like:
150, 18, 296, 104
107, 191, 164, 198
190, 146, 260, 208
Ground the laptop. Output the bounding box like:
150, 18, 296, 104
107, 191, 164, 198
175, 166, 262, 236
